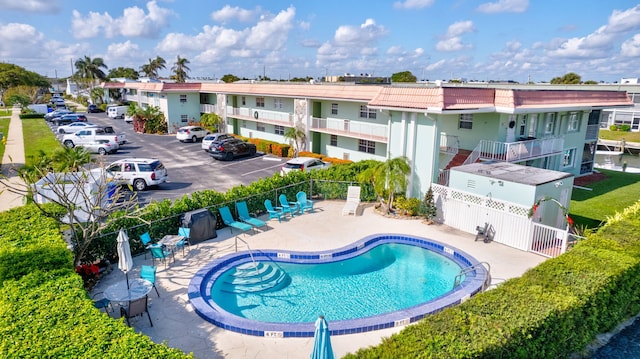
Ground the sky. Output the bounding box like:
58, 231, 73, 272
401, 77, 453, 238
0, 0, 639, 83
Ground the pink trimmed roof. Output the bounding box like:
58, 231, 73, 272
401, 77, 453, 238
200, 83, 382, 101
495, 89, 632, 108
367, 87, 496, 110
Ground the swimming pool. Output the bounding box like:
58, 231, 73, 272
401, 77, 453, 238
188, 234, 489, 337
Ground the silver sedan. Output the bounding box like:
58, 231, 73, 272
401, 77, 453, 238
57, 122, 96, 134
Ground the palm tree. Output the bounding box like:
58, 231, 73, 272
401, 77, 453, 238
171, 56, 191, 83
51, 146, 92, 172
74, 56, 108, 90
358, 156, 411, 214
140, 56, 166, 79
284, 123, 307, 156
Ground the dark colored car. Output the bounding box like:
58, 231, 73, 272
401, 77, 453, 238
53, 114, 88, 126
44, 108, 73, 122
209, 138, 257, 161
87, 104, 102, 113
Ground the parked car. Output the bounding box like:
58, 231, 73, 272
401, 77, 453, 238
105, 158, 168, 191
201, 133, 233, 152
57, 122, 96, 134
79, 140, 118, 155
209, 138, 257, 161
176, 126, 209, 142
53, 114, 88, 126
281, 157, 330, 175
44, 109, 73, 121
87, 104, 102, 113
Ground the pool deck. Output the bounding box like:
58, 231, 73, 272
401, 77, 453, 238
92, 200, 547, 359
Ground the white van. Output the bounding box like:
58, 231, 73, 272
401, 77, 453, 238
107, 105, 128, 119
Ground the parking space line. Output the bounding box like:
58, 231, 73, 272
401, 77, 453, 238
241, 163, 284, 176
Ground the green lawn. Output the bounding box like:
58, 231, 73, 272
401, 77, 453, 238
22, 118, 62, 166
0, 118, 9, 164
570, 168, 640, 228
599, 129, 640, 142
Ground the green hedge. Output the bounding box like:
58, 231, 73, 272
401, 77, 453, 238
19, 113, 45, 119
0, 205, 191, 358
345, 201, 640, 358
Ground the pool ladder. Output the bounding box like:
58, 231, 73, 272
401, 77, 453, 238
453, 262, 491, 291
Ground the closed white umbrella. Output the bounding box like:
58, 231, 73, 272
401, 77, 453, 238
116, 229, 134, 289
311, 315, 334, 359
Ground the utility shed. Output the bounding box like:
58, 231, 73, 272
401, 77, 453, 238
449, 161, 574, 228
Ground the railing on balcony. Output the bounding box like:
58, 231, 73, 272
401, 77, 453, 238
310, 117, 388, 142
440, 134, 459, 155
226, 106, 293, 125
200, 103, 218, 113
585, 124, 599, 141
478, 136, 564, 162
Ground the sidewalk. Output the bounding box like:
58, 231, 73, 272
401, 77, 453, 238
0, 105, 26, 211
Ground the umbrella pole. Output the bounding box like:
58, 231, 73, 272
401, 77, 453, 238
125, 271, 130, 290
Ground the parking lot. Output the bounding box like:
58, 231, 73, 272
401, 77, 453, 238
50, 112, 284, 203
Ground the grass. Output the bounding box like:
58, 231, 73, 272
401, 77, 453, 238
598, 129, 640, 142
570, 168, 640, 228
22, 118, 62, 167
0, 118, 9, 164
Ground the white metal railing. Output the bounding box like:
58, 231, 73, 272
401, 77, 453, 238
310, 117, 388, 142
530, 222, 569, 258
478, 136, 564, 162
462, 146, 482, 166
227, 106, 293, 125
437, 169, 450, 186
200, 103, 218, 113
440, 134, 459, 155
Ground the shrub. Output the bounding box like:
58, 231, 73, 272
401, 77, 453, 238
19, 113, 45, 119
609, 125, 618, 131
620, 124, 631, 132
393, 195, 421, 216
298, 151, 323, 159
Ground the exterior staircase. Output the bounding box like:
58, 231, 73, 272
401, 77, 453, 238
220, 262, 291, 294
443, 149, 473, 170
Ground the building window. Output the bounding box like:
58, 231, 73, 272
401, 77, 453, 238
568, 112, 580, 132
241, 96, 246, 106
179, 94, 187, 103
330, 134, 337, 146
563, 148, 576, 167
519, 115, 527, 136
544, 113, 556, 134
459, 114, 473, 129
256, 97, 265, 108
359, 105, 376, 119
274, 98, 283, 109
358, 139, 375, 154
331, 103, 338, 115
257, 123, 265, 132
275, 125, 284, 135
181, 115, 188, 123
200, 94, 209, 103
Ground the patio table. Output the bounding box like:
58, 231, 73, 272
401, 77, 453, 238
158, 234, 185, 255
104, 278, 153, 304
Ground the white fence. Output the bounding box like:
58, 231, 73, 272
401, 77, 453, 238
431, 184, 569, 257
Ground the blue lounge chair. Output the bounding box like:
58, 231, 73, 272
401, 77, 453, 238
176, 227, 192, 254
149, 244, 173, 268
219, 206, 253, 234
140, 232, 154, 259
236, 201, 268, 230
296, 191, 314, 214
278, 194, 299, 218
264, 199, 285, 222
140, 265, 160, 297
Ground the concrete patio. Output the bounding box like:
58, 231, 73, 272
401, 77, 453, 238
92, 200, 547, 358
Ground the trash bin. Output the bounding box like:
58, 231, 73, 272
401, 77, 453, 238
106, 182, 117, 203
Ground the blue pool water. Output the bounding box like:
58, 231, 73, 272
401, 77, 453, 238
211, 243, 462, 323
188, 234, 488, 337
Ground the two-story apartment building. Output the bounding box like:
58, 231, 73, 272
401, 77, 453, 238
104, 81, 631, 196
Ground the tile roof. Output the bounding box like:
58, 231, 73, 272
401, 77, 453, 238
200, 83, 383, 101
495, 89, 632, 109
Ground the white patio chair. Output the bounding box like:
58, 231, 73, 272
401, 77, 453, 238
342, 186, 361, 216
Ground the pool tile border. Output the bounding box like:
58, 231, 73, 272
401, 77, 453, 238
188, 233, 488, 337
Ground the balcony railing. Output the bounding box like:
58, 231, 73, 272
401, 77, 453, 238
440, 134, 459, 155
478, 136, 564, 162
200, 104, 218, 113
310, 117, 388, 143
227, 106, 294, 125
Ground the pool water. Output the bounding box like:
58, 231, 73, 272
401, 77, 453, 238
211, 243, 462, 323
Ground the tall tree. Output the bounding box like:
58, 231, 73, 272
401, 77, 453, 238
171, 56, 191, 83
391, 71, 417, 83
284, 123, 307, 156
550, 72, 582, 84
107, 67, 139, 80
140, 56, 166, 79
0, 63, 50, 102
74, 56, 108, 90
221, 74, 240, 83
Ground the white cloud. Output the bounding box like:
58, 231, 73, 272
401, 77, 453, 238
393, 0, 435, 10
106, 40, 141, 59
0, 23, 45, 58
436, 21, 475, 52
245, 7, 295, 49
71, 1, 174, 39
621, 34, 640, 57
211, 5, 257, 23
477, 0, 529, 14
334, 19, 387, 46
0, 0, 60, 13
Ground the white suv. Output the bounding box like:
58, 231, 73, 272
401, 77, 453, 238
281, 157, 330, 175
106, 158, 168, 191
176, 126, 209, 142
